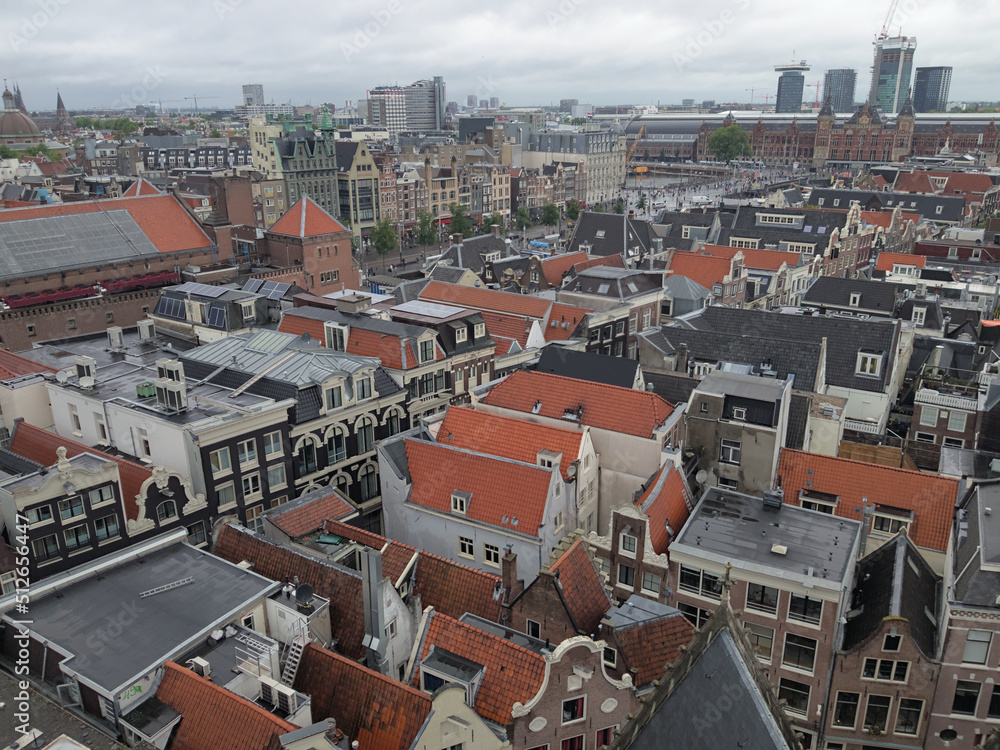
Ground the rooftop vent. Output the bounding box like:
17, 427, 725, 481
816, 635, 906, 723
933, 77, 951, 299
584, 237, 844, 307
107, 326, 124, 350
762, 488, 784, 510
770, 543, 788, 556
137, 319, 155, 341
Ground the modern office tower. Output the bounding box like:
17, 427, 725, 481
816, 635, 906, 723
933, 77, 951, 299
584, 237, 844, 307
467, 94, 477, 108
823, 69, 857, 113
913, 66, 952, 112
368, 77, 446, 133
242, 84, 264, 108
869, 36, 917, 113
774, 60, 810, 113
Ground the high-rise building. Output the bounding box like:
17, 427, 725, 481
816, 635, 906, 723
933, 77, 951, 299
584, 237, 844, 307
368, 77, 445, 134
869, 36, 917, 113
242, 84, 264, 108
823, 69, 857, 113
467, 94, 477, 108
913, 66, 952, 113
774, 60, 810, 113
489, 97, 499, 110
559, 98, 579, 112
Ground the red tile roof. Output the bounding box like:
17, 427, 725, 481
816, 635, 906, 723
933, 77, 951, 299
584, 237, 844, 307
540, 251, 590, 285
122, 177, 163, 197
666, 252, 736, 289
635, 464, 694, 556
266, 489, 358, 539
861, 211, 921, 229
548, 540, 611, 636
438, 406, 584, 481
938, 172, 994, 202
9, 422, 150, 521
894, 172, 937, 194
0, 194, 214, 253
412, 548, 503, 622
483, 370, 675, 439
276, 311, 324, 342
420, 281, 553, 319
481, 311, 533, 347
492, 336, 517, 356
876, 252, 927, 272
322, 519, 417, 586
572, 254, 627, 273
700, 244, 802, 271
544, 303, 589, 341
213, 525, 367, 659
155, 662, 297, 750
612, 612, 695, 686
777, 448, 960, 551
268, 196, 349, 237
414, 611, 545, 725
295, 643, 431, 750
405, 439, 554, 536
0, 350, 57, 380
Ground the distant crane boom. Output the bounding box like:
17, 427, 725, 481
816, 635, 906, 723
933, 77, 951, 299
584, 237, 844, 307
183, 95, 220, 114
877, 0, 900, 42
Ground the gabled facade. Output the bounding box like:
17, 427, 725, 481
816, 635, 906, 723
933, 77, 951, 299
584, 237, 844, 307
263, 196, 358, 292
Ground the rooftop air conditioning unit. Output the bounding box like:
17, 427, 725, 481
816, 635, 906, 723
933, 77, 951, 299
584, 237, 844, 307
137, 319, 155, 341
75, 355, 96, 380
156, 358, 185, 383
259, 676, 279, 706
107, 326, 124, 350
274, 683, 299, 714
155, 377, 187, 413
187, 656, 211, 677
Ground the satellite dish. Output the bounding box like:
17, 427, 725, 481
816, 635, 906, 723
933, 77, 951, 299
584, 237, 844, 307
295, 583, 314, 606
696, 470, 708, 484
56, 370, 69, 383
567, 463, 577, 478
79, 376, 95, 390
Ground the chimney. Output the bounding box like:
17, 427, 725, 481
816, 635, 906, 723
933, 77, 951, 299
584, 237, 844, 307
501, 546, 523, 606
360, 548, 389, 674
492, 223, 501, 237
676, 342, 689, 374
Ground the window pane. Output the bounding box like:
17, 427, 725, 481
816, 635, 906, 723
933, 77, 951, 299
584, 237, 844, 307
833, 692, 860, 728
745, 622, 773, 660
953, 681, 980, 715
863, 695, 891, 732
895, 698, 923, 734
777, 678, 809, 715
782, 634, 817, 673
746, 583, 779, 613
963, 630, 991, 664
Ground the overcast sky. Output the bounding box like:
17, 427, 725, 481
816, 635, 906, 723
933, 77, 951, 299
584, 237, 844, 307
5, 0, 996, 113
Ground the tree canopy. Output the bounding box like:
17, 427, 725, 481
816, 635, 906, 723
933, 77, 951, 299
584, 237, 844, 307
449, 203, 474, 238
514, 207, 532, 230
369, 219, 397, 265
613, 198, 625, 214
416, 210, 437, 245
566, 199, 581, 221
707, 124, 752, 163
541, 202, 560, 228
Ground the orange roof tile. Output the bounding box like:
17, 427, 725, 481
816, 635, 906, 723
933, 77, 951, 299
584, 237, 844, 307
894, 172, 937, 194
666, 252, 736, 289
9, 422, 150, 521
0, 350, 57, 380
876, 252, 927, 272
483, 370, 675, 439
266, 489, 357, 538
155, 662, 297, 750
548, 540, 611, 636
777, 448, 959, 551
544, 303, 590, 341
540, 251, 590, 285
491, 336, 517, 356
481, 311, 533, 347
412, 548, 503, 622
438, 406, 584, 481
420, 281, 553, 319
613, 611, 695, 686
0, 194, 213, 253
699, 244, 802, 271
213, 525, 367, 659
268, 196, 349, 237
295, 643, 431, 750
322, 519, 417, 585
405, 439, 554, 535
276, 311, 324, 341
635, 464, 694, 555
122, 177, 163, 197
573, 254, 627, 272
414, 611, 545, 725
861, 211, 921, 229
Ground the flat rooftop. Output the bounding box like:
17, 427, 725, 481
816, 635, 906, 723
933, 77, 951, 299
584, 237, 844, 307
694, 370, 788, 401
15, 543, 277, 693
673, 489, 860, 587
606, 594, 683, 629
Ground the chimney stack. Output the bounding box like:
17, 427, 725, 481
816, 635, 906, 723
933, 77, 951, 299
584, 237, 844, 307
501, 546, 523, 606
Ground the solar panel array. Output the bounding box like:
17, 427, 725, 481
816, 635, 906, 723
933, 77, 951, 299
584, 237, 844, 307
174, 282, 228, 298
241, 279, 264, 293
0, 210, 158, 277
258, 281, 290, 300
155, 297, 186, 320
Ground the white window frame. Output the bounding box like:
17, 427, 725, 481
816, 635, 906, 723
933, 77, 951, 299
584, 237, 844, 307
458, 536, 474, 559
856, 352, 882, 378
918, 406, 939, 427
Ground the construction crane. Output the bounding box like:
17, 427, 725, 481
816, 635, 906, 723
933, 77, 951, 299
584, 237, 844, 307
805, 82, 822, 109
184, 95, 220, 114
626, 124, 646, 169
875, 0, 901, 44
746, 88, 760, 107
150, 99, 184, 115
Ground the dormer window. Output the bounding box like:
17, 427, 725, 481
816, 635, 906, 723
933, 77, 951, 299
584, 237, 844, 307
912, 307, 926, 326
474, 323, 486, 339
355, 376, 372, 400
325, 385, 343, 410
420, 648, 484, 708
732, 406, 747, 421
849, 292, 861, 308
451, 491, 470, 514
455, 327, 467, 343
419, 339, 435, 363
325, 323, 348, 352
856, 351, 883, 378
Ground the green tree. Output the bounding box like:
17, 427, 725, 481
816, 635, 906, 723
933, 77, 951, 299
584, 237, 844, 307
416, 210, 437, 245
24, 144, 55, 160
369, 218, 397, 268
541, 202, 560, 230
486, 211, 504, 232
514, 207, 532, 230
707, 124, 752, 163
0, 144, 18, 159
592, 204, 604, 213
566, 199, 581, 222
209, 129, 222, 138
637, 194, 647, 211
613, 198, 625, 214
449, 202, 474, 238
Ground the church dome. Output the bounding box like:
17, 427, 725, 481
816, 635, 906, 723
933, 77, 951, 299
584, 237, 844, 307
1, 88, 41, 136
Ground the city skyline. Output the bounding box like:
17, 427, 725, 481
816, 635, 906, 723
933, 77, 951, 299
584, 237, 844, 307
3, 0, 996, 111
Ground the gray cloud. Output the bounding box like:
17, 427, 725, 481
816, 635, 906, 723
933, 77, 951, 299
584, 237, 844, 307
4, 0, 995, 112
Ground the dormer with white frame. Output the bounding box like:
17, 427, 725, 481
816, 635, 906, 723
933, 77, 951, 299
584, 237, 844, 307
324, 321, 349, 352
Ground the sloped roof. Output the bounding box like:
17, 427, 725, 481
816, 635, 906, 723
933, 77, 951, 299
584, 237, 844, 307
535, 347, 639, 388
295, 643, 431, 750
322, 519, 417, 586
154, 662, 296, 750
481, 311, 533, 347
894, 172, 938, 194
544, 302, 589, 341
411, 548, 503, 622
404, 439, 554, 536
413, 611, 546, 725
482, 370, 675, 439
801, 276, 898, 313
264, 488, 357, 538
613, 608, 695, 686
548, 540, 611, 636
438, 406, 584, 482
420, 280, 552, 318
876, 252, 927, 272
777, 448, 960, 551
635, 464, 694, 556
666, 253, 735, 289
9, 422, 150, 521
539, 251, 590, 285
572, 253, 627, 273
0, 350, 57, 379
212, 525, 366, 659
267, 196, 348, 237
700, 244, 803, 270
122, 177, 163, 197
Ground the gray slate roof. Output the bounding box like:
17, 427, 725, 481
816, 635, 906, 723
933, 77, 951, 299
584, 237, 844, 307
566, 211, 657, 257
809, 188, 966, 223
785, 393, 811, 450
535, 347, 638, 388
953, 482, 1000, 608
801, 276, 899, 314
